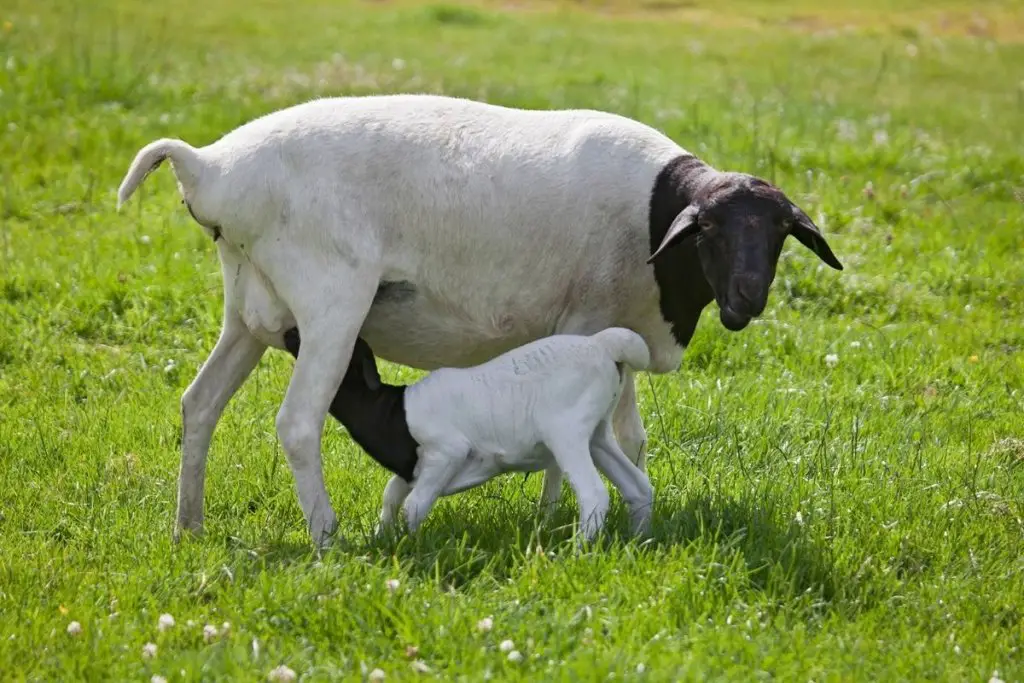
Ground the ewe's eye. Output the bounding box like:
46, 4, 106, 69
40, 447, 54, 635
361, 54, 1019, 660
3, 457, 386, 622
698, 218, 715, 232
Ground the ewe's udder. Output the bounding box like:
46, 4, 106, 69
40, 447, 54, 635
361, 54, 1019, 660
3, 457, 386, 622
234, 266, 295, 349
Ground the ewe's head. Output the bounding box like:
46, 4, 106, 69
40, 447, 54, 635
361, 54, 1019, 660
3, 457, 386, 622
648, 172, 842, 332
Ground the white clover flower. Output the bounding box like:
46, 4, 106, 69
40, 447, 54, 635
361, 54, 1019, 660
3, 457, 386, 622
142, 642, 158, 659
499, 639, 515, 652
368, 668, 386, 681
157, 614, 175, 631
385, 579, 400, 593
66, 621, 82, 636
825, 353, 839, 367
203, 624, 219, 642
267, 665, 297, 682
151, 676, 168, 683
477, 617, 494, 633
507, 650, 523, 663
835, 119, 857, 141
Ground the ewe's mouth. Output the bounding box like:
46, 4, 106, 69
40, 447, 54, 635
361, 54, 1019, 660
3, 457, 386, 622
719, 305, 752, 332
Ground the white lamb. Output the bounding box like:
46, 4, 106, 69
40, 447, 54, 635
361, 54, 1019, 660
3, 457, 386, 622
285, 327, 655, 540
115, 93, 843, 546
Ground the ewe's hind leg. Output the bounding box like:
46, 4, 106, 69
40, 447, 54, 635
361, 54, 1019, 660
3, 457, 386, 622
591, 421, 654, 536
613, 373, 648, 470
267, 249, 381, 547
176, 311, 266, 540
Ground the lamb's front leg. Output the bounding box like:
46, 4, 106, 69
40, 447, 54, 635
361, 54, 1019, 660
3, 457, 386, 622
402, 446, 467, 533
377, 475, 412, 536
176, 310, 266, 540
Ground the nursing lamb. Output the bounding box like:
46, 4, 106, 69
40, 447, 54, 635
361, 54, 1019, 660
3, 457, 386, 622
283, 327, 655, 541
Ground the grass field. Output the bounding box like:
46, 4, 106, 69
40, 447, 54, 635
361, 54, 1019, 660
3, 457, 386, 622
2, 0, 1023, 680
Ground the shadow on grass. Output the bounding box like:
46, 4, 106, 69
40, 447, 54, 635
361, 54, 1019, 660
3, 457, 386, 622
236, 486, 841, 608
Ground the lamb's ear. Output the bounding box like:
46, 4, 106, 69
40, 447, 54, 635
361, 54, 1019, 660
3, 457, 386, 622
351, 337, 382, 390
789, 204, 843, 271
647, 204, 700, 264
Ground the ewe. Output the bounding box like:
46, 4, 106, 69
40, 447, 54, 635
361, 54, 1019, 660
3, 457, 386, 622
116, 94, 842, 545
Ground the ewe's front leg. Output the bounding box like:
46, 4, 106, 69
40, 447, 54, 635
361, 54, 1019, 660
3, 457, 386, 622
177, 311, 266, 541
612, 373, 648, 470
271, 254, 381, 547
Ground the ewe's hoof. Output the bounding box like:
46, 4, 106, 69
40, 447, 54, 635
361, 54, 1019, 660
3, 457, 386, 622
172, 523, 205, 544
309, 514, 340, 549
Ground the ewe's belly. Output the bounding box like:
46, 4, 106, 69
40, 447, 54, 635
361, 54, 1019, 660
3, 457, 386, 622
359, 280, 557, 370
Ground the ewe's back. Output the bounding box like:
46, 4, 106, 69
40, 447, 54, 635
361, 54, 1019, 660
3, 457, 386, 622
208, 95, 683, 230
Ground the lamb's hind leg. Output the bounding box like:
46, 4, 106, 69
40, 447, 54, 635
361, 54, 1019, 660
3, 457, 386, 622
538, 464, 564, 517
591, 420, 654, 536
176, 309, 266, 540
542, 428, 610, 542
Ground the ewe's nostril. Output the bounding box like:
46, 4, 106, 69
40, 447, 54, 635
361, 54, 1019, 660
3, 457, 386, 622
733, 277, 767, 312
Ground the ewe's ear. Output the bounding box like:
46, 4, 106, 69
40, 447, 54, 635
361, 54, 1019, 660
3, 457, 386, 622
647, 204, 701, 264
351, 337, 382, 390
789, 204, 844, 271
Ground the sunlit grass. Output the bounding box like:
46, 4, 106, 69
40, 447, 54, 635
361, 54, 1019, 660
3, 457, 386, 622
0, 0, 1022, 680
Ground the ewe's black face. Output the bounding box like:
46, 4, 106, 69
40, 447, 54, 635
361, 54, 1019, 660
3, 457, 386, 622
649, 173, 843, 332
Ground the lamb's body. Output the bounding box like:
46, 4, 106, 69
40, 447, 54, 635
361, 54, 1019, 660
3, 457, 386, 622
347, 328, 656, 538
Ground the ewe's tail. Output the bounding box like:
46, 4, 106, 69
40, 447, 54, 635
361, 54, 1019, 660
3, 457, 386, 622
116, 138, 205, 210
591, 327, 651, 372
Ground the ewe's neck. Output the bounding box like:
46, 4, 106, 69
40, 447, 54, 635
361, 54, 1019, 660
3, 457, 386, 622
647, 154, 718, 347
329, 382, 420, 484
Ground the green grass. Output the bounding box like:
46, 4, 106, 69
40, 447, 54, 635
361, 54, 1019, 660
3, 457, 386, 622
2, 0, 1023, 680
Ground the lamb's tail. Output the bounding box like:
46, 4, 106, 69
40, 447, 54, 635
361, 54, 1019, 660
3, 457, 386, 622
591, 327, 651, 373
116, 138, 205, 210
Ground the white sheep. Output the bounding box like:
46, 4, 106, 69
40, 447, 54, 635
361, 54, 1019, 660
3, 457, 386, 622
116, 93, 842, 546
285, 327, 655, 540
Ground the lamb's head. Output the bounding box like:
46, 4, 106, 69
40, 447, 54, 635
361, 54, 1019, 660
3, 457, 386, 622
648, 171, 842, 332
